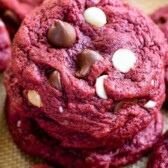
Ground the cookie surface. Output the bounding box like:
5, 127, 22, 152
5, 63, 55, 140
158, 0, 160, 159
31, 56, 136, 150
5, 0, 168, 167
147, 131, 168, 168
5, 74, 164, 168
151, 6, 168, 104
0, 19, 10, 71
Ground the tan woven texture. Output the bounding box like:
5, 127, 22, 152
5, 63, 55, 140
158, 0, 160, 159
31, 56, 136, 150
1, 0, 168, 167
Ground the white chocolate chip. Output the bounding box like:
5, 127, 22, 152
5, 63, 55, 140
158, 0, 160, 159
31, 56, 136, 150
95, 75, 108, 99
59, 106, 64, 113
0, 21, 4, 27
144, 100, 156, 109
84, 7, 107, 27
151, 80, 155, 86
17, 120, 21, 128
27, 90, 43, 107
112, 49, 136, 73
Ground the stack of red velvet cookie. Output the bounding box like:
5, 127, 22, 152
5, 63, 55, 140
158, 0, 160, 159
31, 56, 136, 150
3, 0, 168, 167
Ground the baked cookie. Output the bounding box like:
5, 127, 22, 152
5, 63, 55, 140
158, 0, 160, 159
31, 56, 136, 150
0, 19, 10, 71
151, 6, 168, 105
5, 74, 164, 168
0, 0, 43, 36
151, 6, 168, 39
5, 0, 168, 167
147, 131, 168, 168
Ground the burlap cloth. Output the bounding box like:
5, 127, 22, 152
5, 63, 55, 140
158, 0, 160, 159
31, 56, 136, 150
1, 1, 168, 167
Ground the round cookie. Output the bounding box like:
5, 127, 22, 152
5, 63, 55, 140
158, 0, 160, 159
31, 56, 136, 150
147, 131, 168, 168
0, 19, 10, 71
0, 0, 43, 36
5, 0, 168, 167
151, 6, 168, 40
151, 6, 168, 106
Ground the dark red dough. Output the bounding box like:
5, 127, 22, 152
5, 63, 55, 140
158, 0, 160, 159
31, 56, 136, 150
0, 19, 10, 71
0, 0, 43, 36
5, 0, 168, 167
151, 6, 168, 106
5, 73, 164, 167
147, 131, 168, 168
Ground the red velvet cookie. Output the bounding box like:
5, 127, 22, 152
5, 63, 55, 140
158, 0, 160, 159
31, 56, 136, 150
5, 0, 168, 167
147, 131, 168, 168
0, 19, 10, 71
151, 6, 168, 40
5, 74, 164, 168
0, 0, 43, 36
151, 6, 168, 105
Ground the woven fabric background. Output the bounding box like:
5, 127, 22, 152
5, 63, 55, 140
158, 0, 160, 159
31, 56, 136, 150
1, 0, 168, 167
